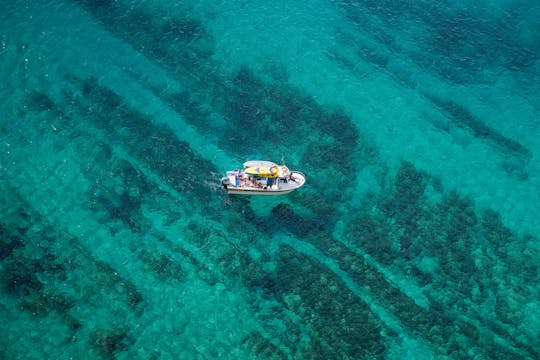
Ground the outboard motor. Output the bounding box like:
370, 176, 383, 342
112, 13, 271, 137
221, 177, 229, 189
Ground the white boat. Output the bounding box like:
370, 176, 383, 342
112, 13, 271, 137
221, 160, 306, 195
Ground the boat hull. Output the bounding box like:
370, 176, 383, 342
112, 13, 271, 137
225, 188, 296, 195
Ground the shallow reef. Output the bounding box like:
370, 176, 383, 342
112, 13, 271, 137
1, 0, 539, 358
0, 191, 144, 357
337, 0, 538, 84
341, 160, 539, 358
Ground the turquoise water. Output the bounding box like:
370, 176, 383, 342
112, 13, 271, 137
1, 0, 539, 358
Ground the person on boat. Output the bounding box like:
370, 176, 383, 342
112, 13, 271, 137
238, 170, 247, 185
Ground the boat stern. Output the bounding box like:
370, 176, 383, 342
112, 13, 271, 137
221, 176, 230, 189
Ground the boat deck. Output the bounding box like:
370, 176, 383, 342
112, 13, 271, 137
223, 171, 305, 195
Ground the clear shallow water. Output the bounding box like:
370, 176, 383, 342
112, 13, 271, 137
1, 0, 539, 358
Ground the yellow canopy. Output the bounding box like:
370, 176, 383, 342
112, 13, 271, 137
245, 165, 279, 178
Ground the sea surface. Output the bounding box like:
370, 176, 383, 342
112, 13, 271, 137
1, 0, 539, 358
